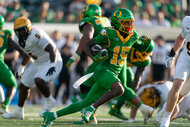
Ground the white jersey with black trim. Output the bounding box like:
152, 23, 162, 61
14, 28, 61, 63
180, 16, 190, 59
136, 81, 173, 107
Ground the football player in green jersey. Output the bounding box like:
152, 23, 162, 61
42, 8, 153, 127
66, 4, 111, 124
108, 36, 154, 120
0, 15, 29, 114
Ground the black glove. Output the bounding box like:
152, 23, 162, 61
46, 67, 56, 76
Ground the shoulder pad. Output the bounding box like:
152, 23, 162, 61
100, 27, 116, 37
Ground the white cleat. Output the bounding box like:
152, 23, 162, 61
40, 96, 56, 117
159, 116, 170, 127
140, 104, 154, 124
2, 107, 24, 120
123, 118, 134, 123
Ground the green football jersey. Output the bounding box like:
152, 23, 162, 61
94, 27, 149, 73
127, 47, 151, 67
0, 29, 12, 60
79, 16, 111, 37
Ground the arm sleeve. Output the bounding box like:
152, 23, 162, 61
133, 40, 150, 52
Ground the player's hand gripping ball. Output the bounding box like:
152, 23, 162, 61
91, 44, 108, 61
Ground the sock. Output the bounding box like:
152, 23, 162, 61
54, 112, 58, 118
115, 95, 125, 110
137, 102, 143, 108
164, 111, 172, 119
90, 105, 95, 110
17, 106, 23, 111
2, 98, 11, 108
139, 104, 147, 112
47, 95, 53, 100
56, 97, 94, 118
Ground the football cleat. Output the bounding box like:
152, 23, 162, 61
42, 111, 55, 127
81, 106, 95, 123
40, 96, 56, 117
0, 104, 8, 114
108, 105, 128, 120
2, 107, 24, 120
74, 113, 98, 125
140, 104, 154, 124
159, 115, 170, 127
123, 118, 134, 123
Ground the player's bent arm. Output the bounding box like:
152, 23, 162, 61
131, 67, 145, 91
44, 44, 56, 64
173, 34, 185, 54
84, 39, 95, 59
76, 23, 94, 54
8, 35, 30, 66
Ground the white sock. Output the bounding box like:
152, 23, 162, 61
91, 105, 95, 110
163, 111, 172, 119
54, 112, 58, 118
47, 95, 53, 100
17, 106, 23, 111
139, 104, 147, 112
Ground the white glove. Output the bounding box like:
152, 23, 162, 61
16, 65, 25, 80
166, 56, 174, 69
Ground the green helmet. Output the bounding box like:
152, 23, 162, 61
139, 35, 154, 53
111, 8, 135, 34
0, 15, 5, 29
81, 4, 102, 19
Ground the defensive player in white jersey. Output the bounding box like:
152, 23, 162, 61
124, 81, 173, 123
2, 16, 63, 119
124, 81, 190, 123
159, 16, 190, 127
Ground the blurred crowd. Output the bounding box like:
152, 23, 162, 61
0, 0, 189, 27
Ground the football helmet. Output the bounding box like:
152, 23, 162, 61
140, 87, 160, 108
0, 15, 5, 30
14, 16, 32, 38
86, 0, 101, 5
81, 4, 102, 19
111, 8, 135, 34
14, 16, 32, 47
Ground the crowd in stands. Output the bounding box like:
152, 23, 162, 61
0, 0, 189, 27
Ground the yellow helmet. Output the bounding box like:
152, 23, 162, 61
140, 87, 160, 108
14, 16, 32, 32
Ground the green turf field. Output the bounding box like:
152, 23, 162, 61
0, 105, 189, 127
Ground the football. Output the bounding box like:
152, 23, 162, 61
91, 44, 103, 56
91, 44, 108, 57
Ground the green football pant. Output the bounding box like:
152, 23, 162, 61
0, 60, 17, 88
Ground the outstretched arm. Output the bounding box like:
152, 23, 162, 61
131, 67, 145, 91
66, 23, 94, 68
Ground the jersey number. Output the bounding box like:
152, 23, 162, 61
186, 41, 190, 56
111, 46, 130, 66
0, 31, 4, 47
95, 19, 108, 27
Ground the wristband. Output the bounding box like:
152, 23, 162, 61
71, 53, 80, 61
168, 48, 176, 57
